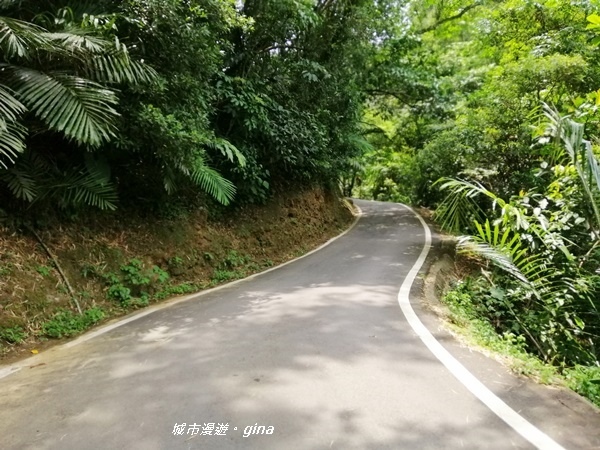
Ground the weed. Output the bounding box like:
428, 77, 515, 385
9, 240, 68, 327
565, 366, 600, 408
0, 326, 27, 344
168, 256, 184, 267
222, 250, 250, 269
154, 283, 199, 300
246, 262, 261, 271
238, 225, 252, 238
121, 259, 150, 286
81, 263, 104, 278
152, 266, 170, 284
129, 293, 150, 308
103, 259, 169, 304
442, 281, 560, 384
211, 269, 243, 283
107, 284, 132, 303
0, 263, 13, 277
42, 308, 105, 339
35, 265, 52, 277
57, 284, 69, 294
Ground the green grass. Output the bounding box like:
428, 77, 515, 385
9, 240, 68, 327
211, 269, 245, 284
154, 282, 201, 300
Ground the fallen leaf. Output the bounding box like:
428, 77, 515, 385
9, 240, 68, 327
31, 349, 39, 354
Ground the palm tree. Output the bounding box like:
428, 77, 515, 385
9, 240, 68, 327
435, 106, 600, 364
0, 10, 156, 209
0, 8, 240, 209
0, 14, 154, 163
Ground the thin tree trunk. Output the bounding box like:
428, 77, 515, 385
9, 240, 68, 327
27, 225, 83, 315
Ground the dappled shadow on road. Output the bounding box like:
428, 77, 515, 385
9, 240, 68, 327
0, 201, 579, 449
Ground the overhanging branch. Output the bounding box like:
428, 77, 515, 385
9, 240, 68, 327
418, 2, 483, 34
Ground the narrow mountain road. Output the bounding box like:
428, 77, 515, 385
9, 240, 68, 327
1, 200, 599, 450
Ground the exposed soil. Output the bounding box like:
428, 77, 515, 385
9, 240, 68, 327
0, 187, 355, 363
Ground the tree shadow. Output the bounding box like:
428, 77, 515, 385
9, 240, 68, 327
0, 201, 596, 450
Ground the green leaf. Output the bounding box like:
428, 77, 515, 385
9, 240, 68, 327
5, 66, 119, 147
188, 164, 236, 206
0, 16, 48, 59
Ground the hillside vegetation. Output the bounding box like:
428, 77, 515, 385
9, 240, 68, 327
2, 0, 600, 404
0, 0, 375, 358
354, 0, 600, 403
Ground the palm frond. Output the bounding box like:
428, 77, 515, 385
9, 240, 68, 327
0, 122, 26, 168
0, 150, 53, 202
189, 166, 236, 206
346, 134, 374, 154
435, 177, 490, 232
0, 16, 48, 59
4, 66, 119, 147
59, 157, 118, 210
43, 31, 157, 85
163, 166, 178, 195
207, 138, 247, 167
0, 83, 25, 127
0, 84, 27, 167
458, 220, 579, 305
90, 54, 157, 84
43, 31, 107, 53
179, 159, 236, 206
457, 235, 535, 288
0, 164, 37, 201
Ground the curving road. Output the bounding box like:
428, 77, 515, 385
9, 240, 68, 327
1, 200, 599, 449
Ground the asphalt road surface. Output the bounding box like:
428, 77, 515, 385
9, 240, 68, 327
1, 200, 599, 449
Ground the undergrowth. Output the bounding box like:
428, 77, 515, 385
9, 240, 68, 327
42, 308, 106, 339
442, 279, 600, 407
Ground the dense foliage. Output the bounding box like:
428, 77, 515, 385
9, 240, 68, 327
0, 0, 384, 214
2, 0, 599, 383
354, 0, 600, 370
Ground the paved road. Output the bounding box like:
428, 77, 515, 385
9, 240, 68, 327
1, 200, 599, 449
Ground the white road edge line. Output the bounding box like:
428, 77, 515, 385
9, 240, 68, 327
0, 202, 363, 381
398, 204, 566, 450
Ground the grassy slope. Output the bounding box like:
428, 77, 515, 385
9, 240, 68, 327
0, 188, 354, 362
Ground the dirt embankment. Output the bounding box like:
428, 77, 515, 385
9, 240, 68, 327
0, 188, 354, 362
